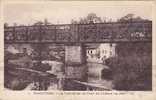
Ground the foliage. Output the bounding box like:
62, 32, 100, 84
71, 13, 148, 24
116, 43, 152, 57
71, 13, 102, 24
33, 18, 51, 26
105, 43, 152, 90
4, 23, 8, 27
117, 13, 149, 22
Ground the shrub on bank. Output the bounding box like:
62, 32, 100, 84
106, 55, 152, 90
105, 43, 152, 90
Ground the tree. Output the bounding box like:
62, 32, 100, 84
4, 23, 8, 27
118, 13, 146, 22
79, 18, 88, 24
33, 21, 43, 26
105, 43, 152, 90
13, 23, 17, 26
71, 13, 102, 24
86, 13, 102, 23
71, 19, 78, 24
44, 18, 51, 25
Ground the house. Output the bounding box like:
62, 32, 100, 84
86, 43, 116, 63
86, 44, 100, 62
99, 43, 116, 62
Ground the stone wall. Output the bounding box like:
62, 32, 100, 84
65, 44, 87, 80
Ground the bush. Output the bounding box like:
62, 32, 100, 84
106, 43, 152, 90
106, 56, 151, 90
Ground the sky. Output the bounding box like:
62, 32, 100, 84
4, 2, 152, 26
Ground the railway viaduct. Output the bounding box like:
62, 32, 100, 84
4, 21, 152, 82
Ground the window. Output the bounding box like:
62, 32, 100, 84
90, 50, 92, 54
23, 48, 27, 54
110, 43, 112, 47
105, 50, 107, 54
103, 50, 105, 53
110, 51, 112, 55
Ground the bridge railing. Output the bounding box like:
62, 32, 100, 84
4, 21, 152, 43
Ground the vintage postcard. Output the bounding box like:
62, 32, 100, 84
0, 0, 156, 100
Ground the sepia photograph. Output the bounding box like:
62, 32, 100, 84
3, 1, 152, 91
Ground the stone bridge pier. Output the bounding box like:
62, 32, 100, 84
64, 43, 88, 81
